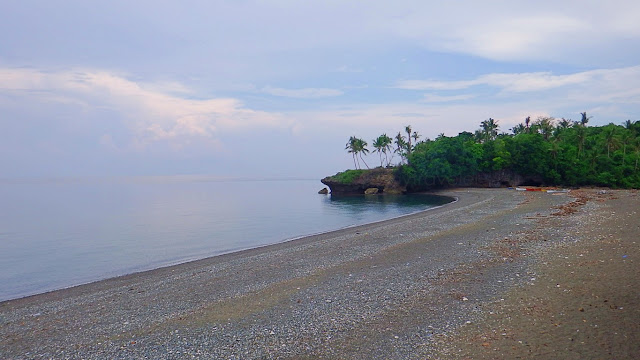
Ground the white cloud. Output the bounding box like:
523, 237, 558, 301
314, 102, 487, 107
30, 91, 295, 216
382, 1, 640, 64
261, 86, 343, 99
396, 66, 640, 96
422, 94, 476, 103
0, 68, 293, 145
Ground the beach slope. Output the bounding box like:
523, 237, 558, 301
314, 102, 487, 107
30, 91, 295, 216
1, 189, 637, 359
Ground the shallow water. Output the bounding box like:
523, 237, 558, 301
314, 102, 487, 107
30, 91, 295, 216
0, 176, 451, 301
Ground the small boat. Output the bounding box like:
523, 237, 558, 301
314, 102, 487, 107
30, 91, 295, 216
546, 189, 570, 193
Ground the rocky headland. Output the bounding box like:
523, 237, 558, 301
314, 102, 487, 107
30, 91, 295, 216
321, 168, 544, 195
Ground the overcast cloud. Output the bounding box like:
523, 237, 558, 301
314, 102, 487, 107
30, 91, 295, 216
1, 1, 639, 178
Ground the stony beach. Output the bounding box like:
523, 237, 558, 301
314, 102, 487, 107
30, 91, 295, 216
1, 188, 638, 359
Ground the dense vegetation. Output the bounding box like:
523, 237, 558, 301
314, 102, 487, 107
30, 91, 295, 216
345, 114, 640, 189
329, 169, 367, 184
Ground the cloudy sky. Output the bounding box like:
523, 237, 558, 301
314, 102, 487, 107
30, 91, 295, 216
1, 1, 639, 178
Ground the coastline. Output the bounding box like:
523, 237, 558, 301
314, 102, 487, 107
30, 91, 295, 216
1, 188, 637, 359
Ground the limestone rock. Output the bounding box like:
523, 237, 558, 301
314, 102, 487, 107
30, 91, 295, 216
318, 187, 329, 194
321, 168, 407, 195
364, 187, 379, 195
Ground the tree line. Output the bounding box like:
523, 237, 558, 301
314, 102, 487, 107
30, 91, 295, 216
345, 113, 640, 189
345, 125, 420, 169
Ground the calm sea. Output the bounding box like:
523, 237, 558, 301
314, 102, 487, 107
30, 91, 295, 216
0, 176, 452, 301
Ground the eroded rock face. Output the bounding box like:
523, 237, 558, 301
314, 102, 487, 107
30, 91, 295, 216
321, 168, 406, 195
364, 187, 379, 195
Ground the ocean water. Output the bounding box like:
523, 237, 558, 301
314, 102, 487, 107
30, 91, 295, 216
0, 176, 452, 301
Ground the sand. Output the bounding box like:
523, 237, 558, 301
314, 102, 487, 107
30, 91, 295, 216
1, 188, 638, 359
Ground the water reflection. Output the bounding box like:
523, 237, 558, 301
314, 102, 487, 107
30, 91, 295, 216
0, 178, 455, 301
326, 193, 453, 212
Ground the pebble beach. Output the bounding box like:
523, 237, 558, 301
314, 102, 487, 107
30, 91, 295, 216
1, 188, 638, 359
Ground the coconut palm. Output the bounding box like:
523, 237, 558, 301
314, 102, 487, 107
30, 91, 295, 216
382, 134, 394, 166
405, 125, 413, 157
479, 118, 499, 142
534, 117, 555, 141
356, 138, 370, 169
511, 123, 526, 135
634, 139, 640, 171
345, 136, 360, 169
412, 131, 420, 146
373, 134, 393, 167
558, 118, 572, 129
602, 125, 619, 159
580, 111, 591, 127
576, 125, 587, 159
394, 132, 408, 163
620, 130, 634, 161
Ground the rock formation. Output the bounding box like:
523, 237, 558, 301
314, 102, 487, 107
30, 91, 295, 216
321, 168, 406, 195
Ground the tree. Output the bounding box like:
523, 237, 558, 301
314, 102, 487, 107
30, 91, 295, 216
412, 131, 421, 146
576, 125, 587, 159
405, 125, 413, 157
602, 124, 619, 159
478, 118, 499, 143
345, 136, 370, 169
394, 132, 408, 164
345, 136, 360, 169
558, 118, 572, 129
534, 117, 555, 141
356, 138, 370, 169
511, 123, 526, 135
372, 134, 393, 167
620, 130, 634, 161
580, 111, 591, 127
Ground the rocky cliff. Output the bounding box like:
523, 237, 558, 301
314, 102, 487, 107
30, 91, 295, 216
322, 168, 544, 195
321, 168, 406, 195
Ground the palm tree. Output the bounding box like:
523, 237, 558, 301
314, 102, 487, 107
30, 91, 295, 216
411, 131, 420, 146
576, 126, 587, 159
511, 123, 526, 135
620, 130, 634, 162
479, 118, 499, 142
549, 138, 561, 170
382, 134, 393, 166
624, 119, 638, 136
535, 117, 555, 141
405, 125, 413, 157
356, 138, 370, 169
372, 134, 392, 167
394, 132, 408, 164
558, 118, 572, 129
580, 111, 591, 127
602, 125, 619, 159
634, 139, 640, 171
345, 136, 360, 169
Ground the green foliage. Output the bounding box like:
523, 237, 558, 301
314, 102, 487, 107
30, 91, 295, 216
345, 117, 640, 189
397, 134, 483, 189
329, 169, 366, 184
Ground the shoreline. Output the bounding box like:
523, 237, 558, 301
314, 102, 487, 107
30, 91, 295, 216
2, 188, 637, 359
1, 193, 458, 306
0, 192, 456, 304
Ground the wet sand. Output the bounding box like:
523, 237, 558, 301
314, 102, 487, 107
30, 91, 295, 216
1, 188, 637, 359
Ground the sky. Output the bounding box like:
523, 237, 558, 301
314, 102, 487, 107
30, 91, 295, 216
1, 0, 639, 179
